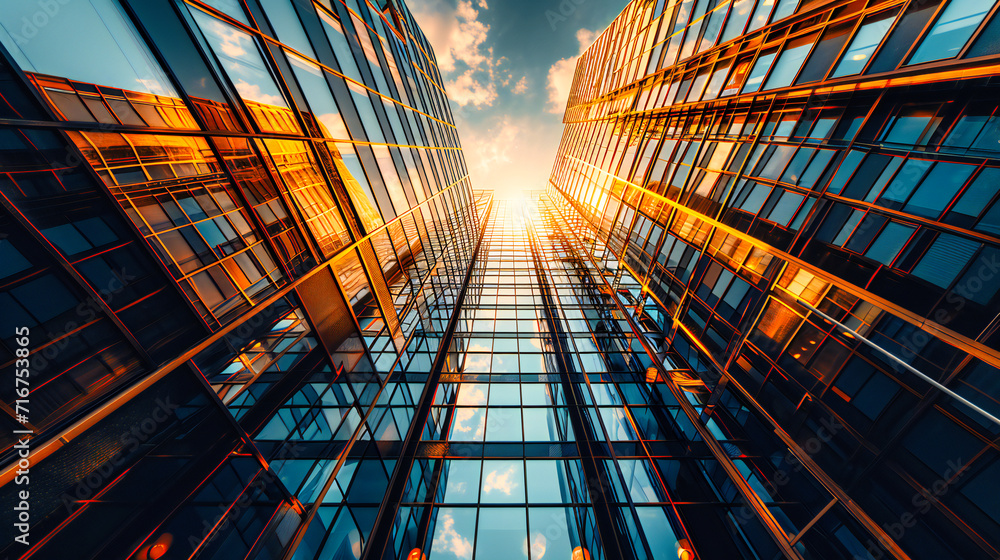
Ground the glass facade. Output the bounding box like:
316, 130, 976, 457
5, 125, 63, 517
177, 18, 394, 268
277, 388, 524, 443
2, 0, 1000, 559
546, 0, 1000, 559
0, 0, 479, 559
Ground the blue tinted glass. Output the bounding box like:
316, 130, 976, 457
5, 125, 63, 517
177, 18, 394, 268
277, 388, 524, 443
741, 52, 777, 93
528, 508, 580, 559
832, 10, 898, 77
288, 53, 350, 139
429, 508, 477, 560
0, 0, 177, 96
319, 10, 364, 84
0, 240, 31, 279
879, 159, 932, 207
764, 38, 813, 90
952, 167, 1000, 218
910, 0, 991, 63
442, 460, 481, 503
480, 460, 525, 503
865, 222, 914, 265
262, 0, 315, 57
475, 508, 528, 560
189, 7, 289, 108
904, 162, 974, 218
912, 234, 979, 288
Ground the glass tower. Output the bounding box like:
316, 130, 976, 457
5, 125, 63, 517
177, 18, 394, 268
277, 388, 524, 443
0, 0, 480, 559
1, 0, 1000, 560
547, 0, 1000, 559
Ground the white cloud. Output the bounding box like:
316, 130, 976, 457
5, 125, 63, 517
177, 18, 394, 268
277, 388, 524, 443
546, 28, 598, 114
512, 76, 528, 94
431, 511, 474, 560
446, 69, 497, 107
524, 533, 547, 559
482, 464, 519, 495
233, 79, 286, 107
410, 0, 500, 108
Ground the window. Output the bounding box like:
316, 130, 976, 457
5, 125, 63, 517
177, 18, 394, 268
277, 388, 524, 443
287, 52, 350, 140
797, 24, 852, 83
721, 0, 755, 43
741, 51, 778, 93
903, 162, 974, 218
953, 247, 1000, 305
877, 159, 932, 208
831, 9, 900, 78
833, 357, 898, 420
868, 0, 944, 73
318, 9, 364, 84
864, 221, 914, 265
0, 0, 177, 97
910, 0, 992, 64
880, 106, 942, 146
763, 34, 816, 90
261, 0, 315, 57
911, 233, 979, 288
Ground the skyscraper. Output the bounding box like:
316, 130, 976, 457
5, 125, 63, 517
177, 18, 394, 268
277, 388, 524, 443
547, 0, 1000, 558
0, 0, 481, 558
2, 0, 999, 560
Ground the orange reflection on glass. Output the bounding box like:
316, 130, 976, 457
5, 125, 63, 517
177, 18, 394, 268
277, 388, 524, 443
28, 74, 198, 129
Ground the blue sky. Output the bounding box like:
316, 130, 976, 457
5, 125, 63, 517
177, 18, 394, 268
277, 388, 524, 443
408, 0, 626, 199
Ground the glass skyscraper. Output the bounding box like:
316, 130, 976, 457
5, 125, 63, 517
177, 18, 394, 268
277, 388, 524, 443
1, 0, 999, 560
547, 0, 1000, 559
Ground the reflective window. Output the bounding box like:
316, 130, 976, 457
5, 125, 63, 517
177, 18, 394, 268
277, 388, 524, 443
831, 9, 899, 78
0, 0, 177, 96
741, 51, 777, 93
910, 0, 991, 64
319, 9, 364, 84
911, 233, 979, 288
764, 34, 816, 90
287, 52, 350, 139
190, 7, 287, 109
869, 0, 944, 73
261, 0, 316, 57
797, 24, 852, 83
721, 0, 754, 43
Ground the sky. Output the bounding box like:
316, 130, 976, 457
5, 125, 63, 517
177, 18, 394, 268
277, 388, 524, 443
407, 0, 627, 199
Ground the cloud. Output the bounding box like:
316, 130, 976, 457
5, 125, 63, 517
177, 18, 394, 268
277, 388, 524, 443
456, 114, 562, 199
446, 69, 497, 107
233, 79, 286, 107
546, 28, 598, 114
512, 76, 528, 94
452, 408, 486, 439
457, 384, 488, 405
524, 533, 547, 559
482, 464, 519, 495
431, 511, 474, 560
410, 0, 501, 108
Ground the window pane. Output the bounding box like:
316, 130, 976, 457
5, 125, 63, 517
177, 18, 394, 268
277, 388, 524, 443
430, 508, 477, 560
903, 162, 974, 218
0, 0, 176, 96
288, 52, 350, 139
741, 51, 777, 93
189, 7, 288, 109
763, 35, 815, 90
797, 24, 852, 83
910, 0, 991, 64
832, 10, 899, 77
865, 222, 914, 265
911, 234, 979, 288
